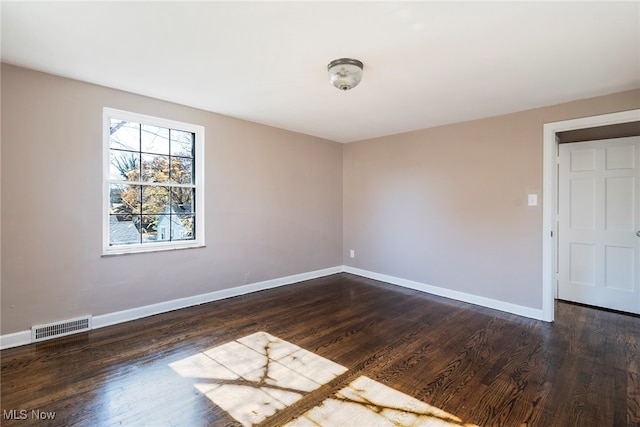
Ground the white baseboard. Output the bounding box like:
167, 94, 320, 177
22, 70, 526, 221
0, 266, 343, 350
1, 265, 547, 350
0, 330, 32, 350
343, 266, 545, 321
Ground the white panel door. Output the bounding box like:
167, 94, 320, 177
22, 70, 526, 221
558, 136, 640, 314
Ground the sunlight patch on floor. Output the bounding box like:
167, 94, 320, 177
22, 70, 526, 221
169, 331, 347, 425
169, 331, 479, 427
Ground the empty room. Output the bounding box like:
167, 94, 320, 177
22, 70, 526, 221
1, 2, 639, 426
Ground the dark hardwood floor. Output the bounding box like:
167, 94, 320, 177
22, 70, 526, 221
1, 273, 639, 426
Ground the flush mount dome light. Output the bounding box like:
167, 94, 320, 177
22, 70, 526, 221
328, 58, 364, 91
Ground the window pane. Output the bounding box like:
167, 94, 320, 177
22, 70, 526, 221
141, 214, 160, 242
110, 150, 139, 181
170, 188, 194, 211
171, 130, 194, 157
170, 157, 194, 184
110, 184, 141, 217
109, 214, 141, 245
141, 125, 169, 155
141, 154, 170, 183
110, 120, 140, 151
173, 214, 195, 241
142, 185, 169, 214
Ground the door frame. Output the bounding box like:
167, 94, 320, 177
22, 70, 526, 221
542, 109, 640, 322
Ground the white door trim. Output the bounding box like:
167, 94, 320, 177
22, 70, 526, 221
542, 109, 640, 322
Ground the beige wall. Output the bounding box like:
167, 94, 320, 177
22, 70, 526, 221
343, 89, 640, 309
1, 64, 343, 334
2, 62, 638, 336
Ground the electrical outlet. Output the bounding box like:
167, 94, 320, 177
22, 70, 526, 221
528, 194, 538, 206
350, 249, 355, 258
244, 272, 251, 284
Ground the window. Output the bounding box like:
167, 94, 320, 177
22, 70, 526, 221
103, 108, 204, 254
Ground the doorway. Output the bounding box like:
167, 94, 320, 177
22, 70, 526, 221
542, 109, 640, 322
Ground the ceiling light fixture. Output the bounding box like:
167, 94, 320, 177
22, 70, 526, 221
328, 58, 364, 91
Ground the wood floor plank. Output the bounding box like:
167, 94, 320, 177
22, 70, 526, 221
2, 273, 639, 426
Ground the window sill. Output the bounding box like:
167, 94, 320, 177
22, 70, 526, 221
102, 242, 206, 257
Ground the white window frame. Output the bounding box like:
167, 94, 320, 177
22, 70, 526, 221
103, 108, 205, 255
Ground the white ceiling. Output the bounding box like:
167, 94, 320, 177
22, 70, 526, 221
2, 2, 639, 143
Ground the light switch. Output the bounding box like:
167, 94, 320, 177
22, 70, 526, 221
528, 194, 538, 206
